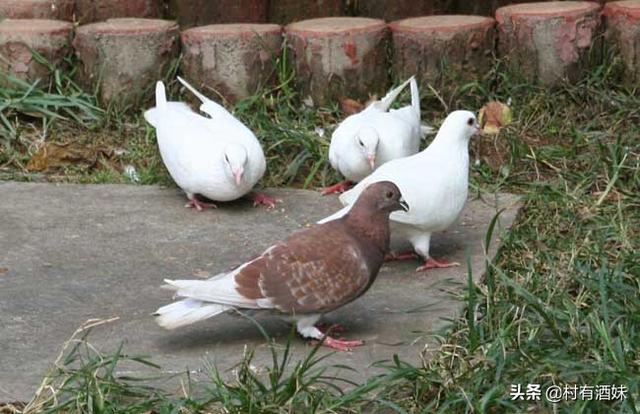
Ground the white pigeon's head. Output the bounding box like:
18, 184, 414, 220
355, 127, 379, 170
223, 144, 248, 186
439, 110, 480, 142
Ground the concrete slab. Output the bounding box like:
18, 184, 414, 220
0, 182, 521, 401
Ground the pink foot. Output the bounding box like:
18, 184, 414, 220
185, 198, 218, 211
320, 181, 353, 195
252, 192, 281, 209
319, 336, 365, 351
415, 257, 460, 272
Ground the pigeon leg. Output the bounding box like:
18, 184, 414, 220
296, 316, 363, 351
410, 233, 460, 272
185, 195, 217, 211
251, 192, 281, 209
320, 180, 353, 195
415, 257, 460, 272
321, 336, 365, 351
384, 250, 419, 262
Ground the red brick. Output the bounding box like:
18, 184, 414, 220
604, 1, 640, 83
181, 24, 282, 103
390, 15, 495, 93
75, 0, 162, 24
167, 0, 268, 28
0, 0, 73, 20
0, 19, 73, 84
73, 18, 179, 103
268, 0, 346, 25
286, 17, 388, 106
496, 1, 602, 86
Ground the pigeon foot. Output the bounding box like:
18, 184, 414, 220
415, 257, 460, 272
252, 192, 280, 209
185, 198, 218, 211
320, 336, 364, 351
384, 250, 419, 262
320, 181, 353, 195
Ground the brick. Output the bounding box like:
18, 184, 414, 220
286, 17, 388, 106
167, 0, 268, 28
390, 15, 495, 93
496, 1, 602, 86
181, 24, 282, 103
73, 18, 179, 104
0, 0, 73, 20
74, 0, 162, 24
268, 0, 346, 25
603, 0, 640, 83
0, 19, 73, 84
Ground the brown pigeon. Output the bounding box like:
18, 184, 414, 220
155, 181, 408, 351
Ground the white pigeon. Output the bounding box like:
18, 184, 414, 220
322, 76, 426, 195
144, 79, 274, 210
318, 110, 480, 272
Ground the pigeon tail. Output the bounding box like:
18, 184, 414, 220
155, 81, 167, 109
143, 81, 168, 127
317, 204, 351, 224
409, 76, 420, 121
177, 76, 210, 105
376, 76, 414, 112
162, 276, 258, 308
177, 76, 231, 122
155, 298, 230, 329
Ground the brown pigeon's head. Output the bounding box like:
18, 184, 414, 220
354, 181, 408, 215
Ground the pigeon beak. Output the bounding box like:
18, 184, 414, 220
474, 122, 482, 136
233, 169, 244, 186
367, 154, 376, 170
398, 197, 409, 212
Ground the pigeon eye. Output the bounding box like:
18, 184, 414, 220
358, 139, 364, 146
467, 118, 474, 126
225, 155, 230, 163
385, 191, 393, 199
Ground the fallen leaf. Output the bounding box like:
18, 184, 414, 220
302, 96, 314, 108
478, 101, 512, 134
123, 164, 140, 183
0, 267, 7, 275
340, 98, 364, 115
340, 94, 379, 116
26, 142, 113, 172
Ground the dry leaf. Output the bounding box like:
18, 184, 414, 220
26, 142, 113, 172
340, 98, 364, 115
340, 94, 379, 116
0, 267, 7, 276
478, 101, 512, 134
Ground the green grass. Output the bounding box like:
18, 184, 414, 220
1, 49, 639, 413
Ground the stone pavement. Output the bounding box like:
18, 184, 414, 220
0, 182, 521, 401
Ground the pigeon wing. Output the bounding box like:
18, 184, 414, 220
235, 222, 372, 314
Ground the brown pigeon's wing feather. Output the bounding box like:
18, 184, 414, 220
234, 222, 372, 314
